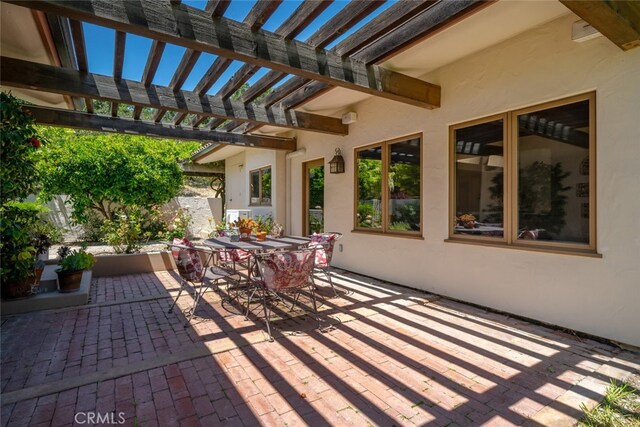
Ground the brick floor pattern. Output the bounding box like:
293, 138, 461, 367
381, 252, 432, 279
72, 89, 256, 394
1, 270, 638, 426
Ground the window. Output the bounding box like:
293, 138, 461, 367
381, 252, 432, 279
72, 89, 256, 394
355, 134, 422, 235
249, 166, 271, 206
449, 93, 596, 252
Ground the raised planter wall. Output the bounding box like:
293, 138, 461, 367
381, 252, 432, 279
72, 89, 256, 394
92, 252, 176, 277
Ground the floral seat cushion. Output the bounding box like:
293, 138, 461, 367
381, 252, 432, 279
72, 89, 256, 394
170, 238, 203, 281
256, 250, 315, 291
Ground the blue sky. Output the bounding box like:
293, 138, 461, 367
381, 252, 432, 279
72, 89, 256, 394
83, 0, 395, 95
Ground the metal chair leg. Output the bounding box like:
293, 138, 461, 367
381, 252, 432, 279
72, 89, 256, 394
245, 287, 258, 319
263, 289, 273, 341
324, 269, 337, 297
310, 286, 320, 330
168, 279, 186, 313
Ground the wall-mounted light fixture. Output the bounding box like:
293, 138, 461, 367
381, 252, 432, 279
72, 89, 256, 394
329, 148, 345, 174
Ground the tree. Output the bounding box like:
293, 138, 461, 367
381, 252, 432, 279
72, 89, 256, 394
36, 127, 200, 222
0, 92, 40, 205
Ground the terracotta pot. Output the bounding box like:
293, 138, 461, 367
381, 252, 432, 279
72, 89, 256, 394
256, 231, 268, 241
239, 227, 253, 241
57, 270, 83, 293
1, 277, 35, 299
34, 267, 45, 284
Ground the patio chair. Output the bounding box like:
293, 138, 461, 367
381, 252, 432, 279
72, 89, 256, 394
215, 229, 252, 271
168, 238, 234, 327
308, 232, 342, 297
518, 228, 545, 240
246, 248, 319, 341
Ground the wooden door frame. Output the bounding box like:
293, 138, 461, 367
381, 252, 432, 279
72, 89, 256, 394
302, 158, 324, 236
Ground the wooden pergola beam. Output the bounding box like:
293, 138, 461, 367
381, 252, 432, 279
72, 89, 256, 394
559, 0, 640, 51
189, 0, 289, 126
306, 1, 384, 50
68, 19, 94, 113
2, 57, 348, 135
154, 47, 202, 122
133, 39, 165, 120
207, 0, 335, 130
276, 0, 492, 113
355, 0, 492, 65
205, 0, 231, 18
111, 30, 126, 117
333, 1, 438, 57
22, 105, 297, 151
10, 0, 441, 109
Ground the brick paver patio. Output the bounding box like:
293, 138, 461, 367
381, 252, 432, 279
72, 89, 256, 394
1, 269, 638, 426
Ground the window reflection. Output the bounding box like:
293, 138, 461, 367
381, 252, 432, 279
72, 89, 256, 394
388, 138, 421, 232
517, 100, 590, 244
454, 119, 505, 238
356, 146, 382, 229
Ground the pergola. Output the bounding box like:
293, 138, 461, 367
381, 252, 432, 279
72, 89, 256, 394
1, 0, 638, 153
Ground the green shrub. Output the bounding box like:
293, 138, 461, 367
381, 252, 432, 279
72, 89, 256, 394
0, 92, 40, 205
0, 202, 44, 283
100, 207, 147, 254
160, 208, 192, 240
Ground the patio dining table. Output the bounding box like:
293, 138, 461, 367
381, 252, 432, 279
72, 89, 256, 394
202, 235, 313, 311
202, 235, 311, 251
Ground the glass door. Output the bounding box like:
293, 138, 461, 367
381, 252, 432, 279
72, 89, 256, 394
303, 159, 324, 235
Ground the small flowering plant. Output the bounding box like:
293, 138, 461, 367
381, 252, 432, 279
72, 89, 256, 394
233, 218, 257, 229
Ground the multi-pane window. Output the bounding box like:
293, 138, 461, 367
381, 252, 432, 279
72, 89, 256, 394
249, 166, 271, 206
355, 135, 421, 235
450, 93, 596, 252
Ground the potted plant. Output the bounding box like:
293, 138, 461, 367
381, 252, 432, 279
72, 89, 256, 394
254, 215, 273, 241
56, 246, 95, 293
232, 217, 257, 241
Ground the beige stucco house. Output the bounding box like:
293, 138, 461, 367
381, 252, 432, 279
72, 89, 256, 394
1, 0, 638, 346
192, 2, 640, 346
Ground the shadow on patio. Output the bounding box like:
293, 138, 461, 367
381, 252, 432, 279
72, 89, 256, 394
1, 268, 638, 426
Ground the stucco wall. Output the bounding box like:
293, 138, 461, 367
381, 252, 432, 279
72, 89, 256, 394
285, 14, 640, 346
224, 148, 285, 224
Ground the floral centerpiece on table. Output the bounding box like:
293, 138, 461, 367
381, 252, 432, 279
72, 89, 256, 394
457, 213, 477, 229
233, 217, 257, 241
254, 215, 273, 241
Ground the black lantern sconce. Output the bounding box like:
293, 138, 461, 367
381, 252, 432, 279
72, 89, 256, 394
328, 148, 345, 174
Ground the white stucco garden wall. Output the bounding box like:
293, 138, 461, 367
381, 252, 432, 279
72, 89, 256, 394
285, 14, 640, 346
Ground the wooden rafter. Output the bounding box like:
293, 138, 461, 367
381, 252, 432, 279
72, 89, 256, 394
355, 0, 492, 65
172, 112, 189, 126
559, 0, 640, 51
205, 0, 231, 18
68, 19, 94, 113
22, 105, 296, 151
274, 0, 491, 115
111, 30, 126, 117
1, 57, 348, 135
154, 47, 202, 123
39, 13, 80, 110
221, 0, 384, 132
307, 0, 385, 49
156, 0, 279, 124
209, 0, 333, 131
192, 0, 288, 128
333, 1, 438, 57
133, 39, 165, 120
209, 0, 283, 101
11, 0, 441, 109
